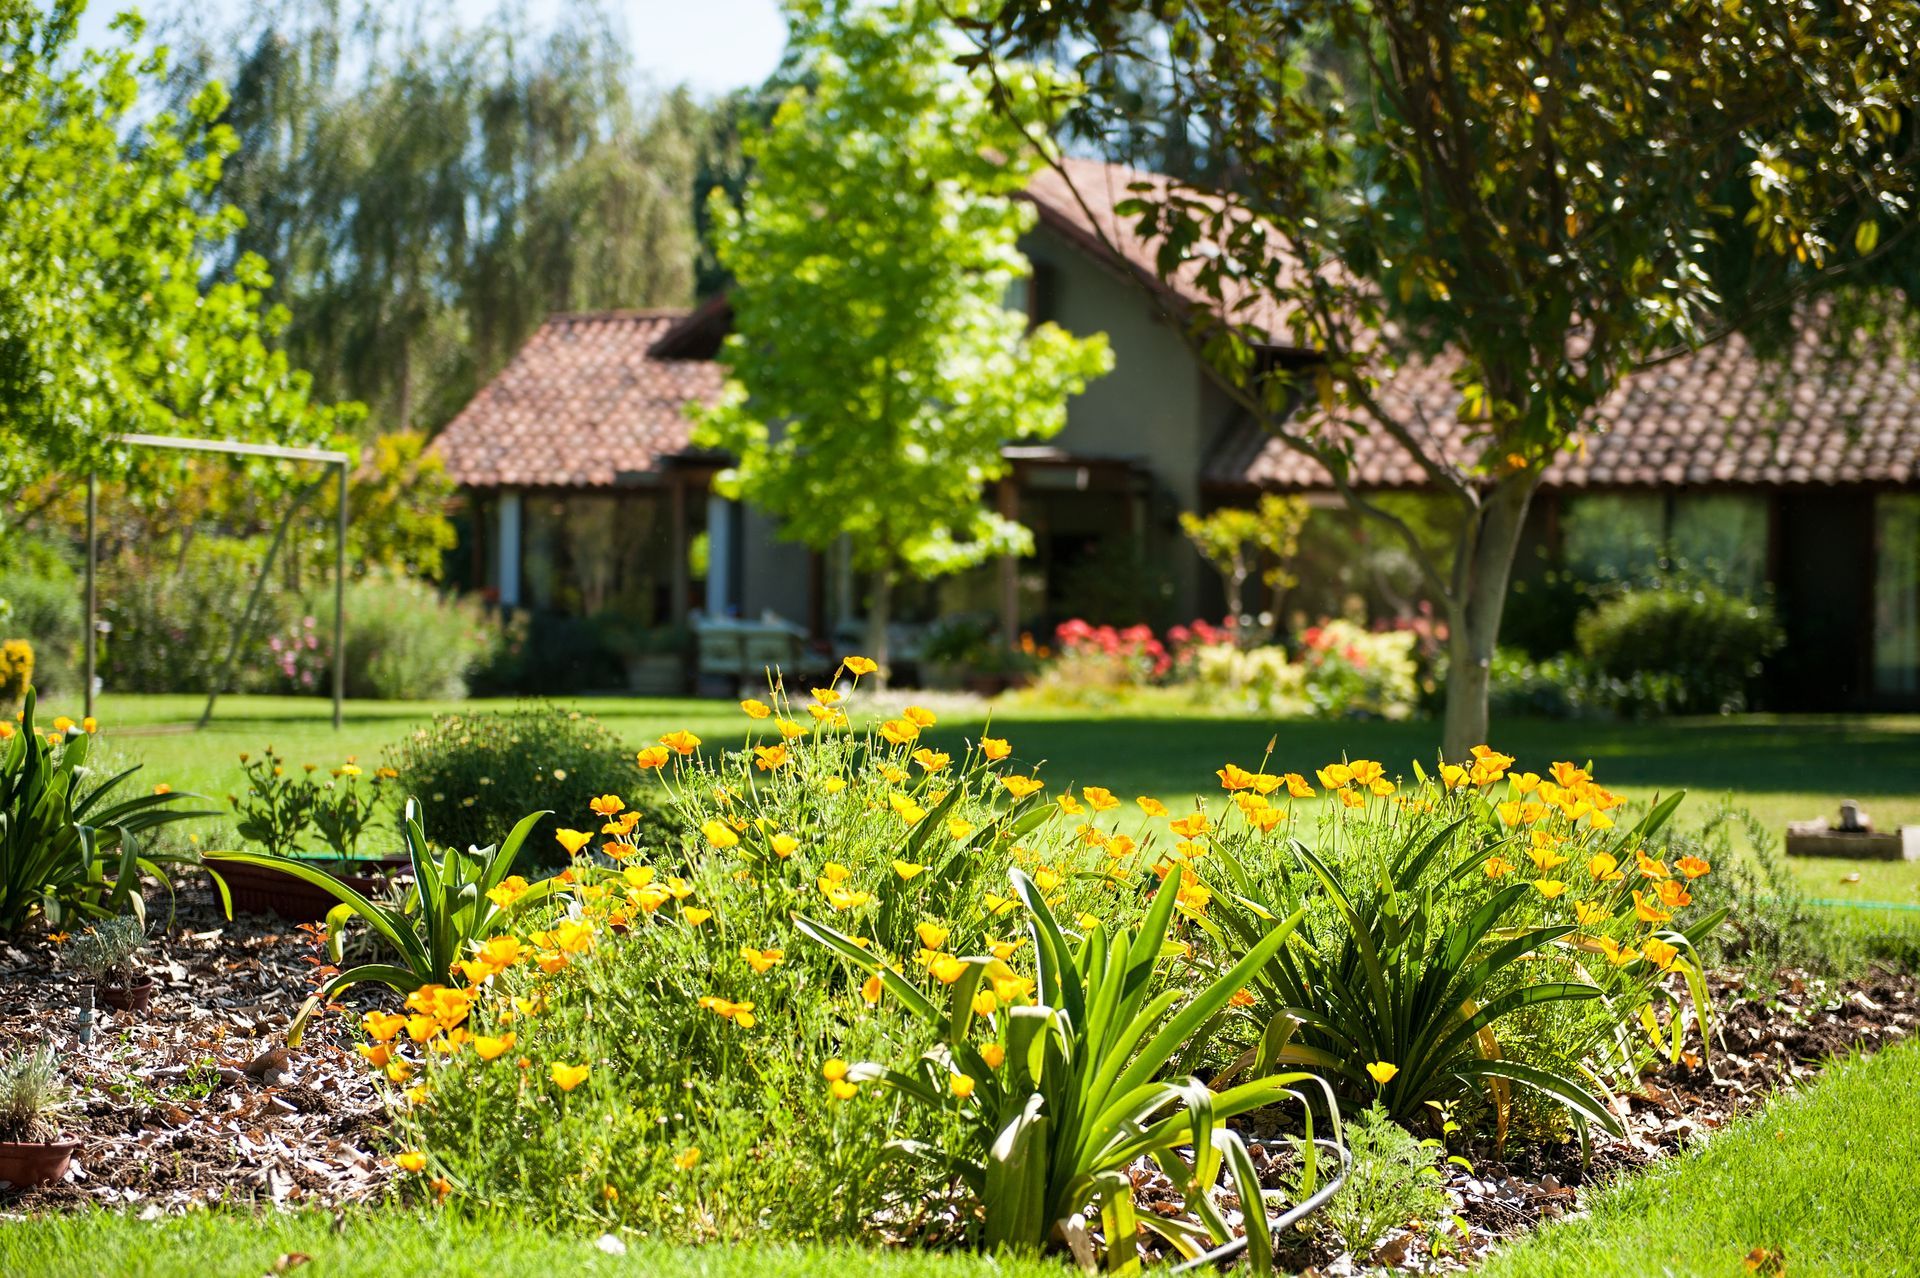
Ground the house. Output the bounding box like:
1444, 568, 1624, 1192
434, 158, 1920, 708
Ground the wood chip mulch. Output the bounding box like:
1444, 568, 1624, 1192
0, 884, 392, 1215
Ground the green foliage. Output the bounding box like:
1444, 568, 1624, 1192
227, 746, 393, 862
324, 434, 459, 581
98, 540, 298, 695
694, 0, 1111, 660
0, 690, 214, 933
383, 705, 669, 861
1576, 586, 1785, 715
1306, 1104, 1450, 1261
1203, 782, 1725, 1138
973, 0, 1920, 749
65, 914, 146, 986
0, 2, 356, 491
0, 1040, 67, 1143
208, 801, 557, 1041
336, 572, 498, 701
799, 867, 1331, 1268
1180, 495, 1309, 621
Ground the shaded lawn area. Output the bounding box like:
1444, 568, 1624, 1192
1479, 1037, 1920, 1278
43, 692, 1920, 915
0, 1213, 1075, 1278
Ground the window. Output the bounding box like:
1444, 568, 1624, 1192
1562, 494, 1664, 583
1561, 492, 1768, 596
1876, 494, 1920, 697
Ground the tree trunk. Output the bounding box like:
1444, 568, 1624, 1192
866, 563, 893, 691
1441, 478, 1537, 759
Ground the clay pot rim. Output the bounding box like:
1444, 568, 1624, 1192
98, 974, 157, 993
0, 1135, 81, 1152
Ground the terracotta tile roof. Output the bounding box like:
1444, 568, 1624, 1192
1022, 156, 1312, 350
1209, 318, 1920, 491
433, 310, 724, 489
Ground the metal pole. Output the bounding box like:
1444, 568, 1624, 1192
333, 459, 347, 730
84, 473, 97, 720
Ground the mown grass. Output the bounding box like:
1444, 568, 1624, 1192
0, 1210, 1073, 1278
6, 1040, 1915, 1276
1479, 1037, 1920, 1278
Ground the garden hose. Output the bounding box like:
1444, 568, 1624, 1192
1167, 1137, 1353, 1274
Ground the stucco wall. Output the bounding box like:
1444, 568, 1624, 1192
1022, 223, 1212, 616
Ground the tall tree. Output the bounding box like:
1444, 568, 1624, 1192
971, 0, 1920, 753
170, 0, 703, 435
0, 0, 353, 494
694, 0, 1112, 681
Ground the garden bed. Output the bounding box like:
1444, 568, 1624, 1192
0, 883, 389, 1213
2, 877, 1911, 1273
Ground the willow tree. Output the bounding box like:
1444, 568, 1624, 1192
694, 0, 1111, 681
971, 0, 1920, 753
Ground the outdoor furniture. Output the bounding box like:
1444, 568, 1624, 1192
694, 614, 825, 693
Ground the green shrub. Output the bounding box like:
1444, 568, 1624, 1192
98, 541, 294, 694
0, 546, 81, 697
332, 571, 498, 700
1305, 1104, 1451, 1261
1576, 585, 1783, 714
383, 705, 671, 861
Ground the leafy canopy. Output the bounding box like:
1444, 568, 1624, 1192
0, 1, 356, 493
694, 0, 1112, 582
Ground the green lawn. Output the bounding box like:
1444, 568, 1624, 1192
0, 1212, 1072, 1278
1479, 1037, 1920, 1277
48, 690, 1920, 912
6, 1041, 1915, 1276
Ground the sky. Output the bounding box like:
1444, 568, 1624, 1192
74, 0, 791, 99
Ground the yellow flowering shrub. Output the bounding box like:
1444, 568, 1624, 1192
362, 656, 1724, 1240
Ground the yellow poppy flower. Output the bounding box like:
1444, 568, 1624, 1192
1675, 855, 1712, 879
682, 907, 714, 926
950, 1074, 976, 1099
892, 859, 926, 880
979, 736, 1011, 761
861, 975, 883, 1003
635, 746, 671, 770
1348, 760, 1385, 786
589, 794, 624, 817
550, 1062, 591, 1092
1532, 879, 1567, 899
474, 1033, 516, 1062
1136, 796, 1169, 817
1484, 856, 1516, 879
770, 833, 799, 859
753, 744, 789, 771
981, 1043, 1006, 1069
829, 1079, 859, 1100
1217, 764, 1255, 791
659, 730, 702, 755
904, 705, 937, 728
394, 1150, 428, 1173
1316, 763, 1353, 789
946, 817, 974, 841
1641, 936, 1680, 969
843, 655, 878, 676
915, 921, 951, 949
913, 748, 951, 772
777, 718, 807, 740
1573, 900, 1610, 927
1365, 1061, 1398, 1085
929, 954, 968, 984
1002, 775, 1045, 799
554, 828, 593, 856
673, 1147, 701, 1171
740, 698, 772, 719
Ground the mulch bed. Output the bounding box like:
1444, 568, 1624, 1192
2, 885, 1914, 1272
0, 882, 391, 1213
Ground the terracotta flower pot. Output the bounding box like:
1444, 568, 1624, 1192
215, 856, 409, 923
99, 975, 156, 1013
0, 1137, 80, 1188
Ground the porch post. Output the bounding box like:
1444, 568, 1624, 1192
707, 493, 733, 616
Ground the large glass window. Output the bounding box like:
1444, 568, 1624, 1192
1876, 494, 1920, 697
1562, 494, 1665, 583
521, 493, 673, 621
1671, 494, 1769, 596
1562, 492, 1768, 596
